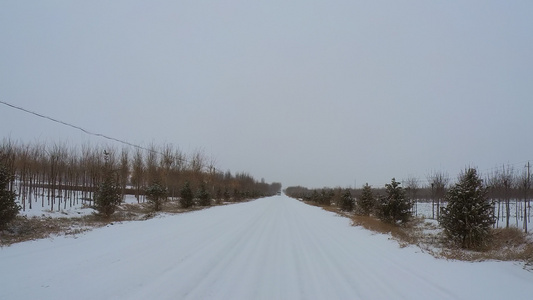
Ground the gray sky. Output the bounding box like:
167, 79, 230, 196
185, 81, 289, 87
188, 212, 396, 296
1, 1, 532, 189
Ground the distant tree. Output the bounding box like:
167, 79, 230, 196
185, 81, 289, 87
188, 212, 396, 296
196, 182, 211, 206
498, 165, 515, 228
517, 165, 531, 233
404, 176, 419, 216
233, 188, 242, 202
180, 181, 194, 208
215, 187, 222, 204
440, 168, 495, 249
93, 163, 121, 218
118, 148, 129, 203
131, 148, 145, 203
310, 190, 320, 203
376, 178, 412, 224
357, 183, 375, 216
223, 187, 231, 202
319, 189, 334, 206
427, 171, 449, 219
146, 182, 168, 211
0, 164, 20, 229
339, 189, 354, 212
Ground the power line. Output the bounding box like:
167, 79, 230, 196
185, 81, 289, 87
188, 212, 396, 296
1, 100, 152, 151
1, 100, 215, 171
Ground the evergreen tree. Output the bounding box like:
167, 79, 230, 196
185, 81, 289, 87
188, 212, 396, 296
233, 188, 242, 202
311, 190, 320, 203
146, 182, 168, 211
180, 181, 194, 208
440, 168, 494, 249
93, 167, 121, 218
223, 187, 231, 202
197, 183, 211, 206
357, 183, 375, 216
0, 165, 20, 229
339, 189, 354, 211
319, 189, 334, 206
376, 178, 412, 224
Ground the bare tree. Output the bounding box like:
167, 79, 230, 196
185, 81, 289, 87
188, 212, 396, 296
404, 176, 419, 216
119, 148, 129, 202
426, 171, 449, 219
486, 169, 503, 228
131, 148, 145, 203
517, 163, 531, 233
499, 165, 515, 228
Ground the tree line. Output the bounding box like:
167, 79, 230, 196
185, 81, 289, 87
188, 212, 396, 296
286, 166, 531, 249
0, 139, 281, 224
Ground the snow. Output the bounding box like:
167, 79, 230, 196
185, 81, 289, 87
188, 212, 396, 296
17, 194, 141, 219
2, 195, 533, 299
414, 201, 532, 229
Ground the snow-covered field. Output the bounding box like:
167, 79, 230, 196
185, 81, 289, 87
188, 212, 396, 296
16, 193, 146, 219
414, 201, 532, 229
1, 195, 532, 299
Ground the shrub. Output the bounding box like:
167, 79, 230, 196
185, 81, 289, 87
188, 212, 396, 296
93, 169, 121, 218
0, 165, 20, 229
180, 182, 194, 208
339, 189, 354, 212
376, 178, 412, 224
357, 183, 375, 215
146, 182, 168, 211
440, 168, 494, 249
223, 187, 231, 202
196, 183, 211, 206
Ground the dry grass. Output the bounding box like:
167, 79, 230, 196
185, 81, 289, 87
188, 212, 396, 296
440, 227, 533, 263
305, 201, 533, 265
0, 215, 106, 246
305, 200, 425, 247
351, 214, 424, 248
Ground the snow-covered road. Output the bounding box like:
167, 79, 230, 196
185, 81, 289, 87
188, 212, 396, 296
2, 195, 533, 299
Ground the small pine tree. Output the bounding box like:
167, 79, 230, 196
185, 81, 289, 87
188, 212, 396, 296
233, 188, 242, 202
197, 183, 211, 206
0, 165, 20, 229
223, 187, 231, 202
146, 182, 168, 211
376, 178, 412, 224
311, 190, 320, 203
440, 168, 495, 249
339, 189, 354, 211
180, 182, 194, 208
357, 183, 375, 216
93, 168, 121, 218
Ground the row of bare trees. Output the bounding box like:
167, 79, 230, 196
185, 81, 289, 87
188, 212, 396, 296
285, 164, 531, 232
486, 164, 531, 231
0, 139, 281, 212
391, 167, 531, 232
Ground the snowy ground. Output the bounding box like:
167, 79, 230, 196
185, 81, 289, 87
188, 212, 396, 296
414, 201, 532, 229
1, 194, 533, 300
17, 194, 143, 219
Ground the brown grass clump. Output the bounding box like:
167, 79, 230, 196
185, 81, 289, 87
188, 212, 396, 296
0, 215, 107, 246
440, 227, 533, 262
305, 200, 533, 265
351, 214, 423, 248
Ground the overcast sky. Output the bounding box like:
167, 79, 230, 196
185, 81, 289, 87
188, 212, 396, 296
1, 1, 532, 189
